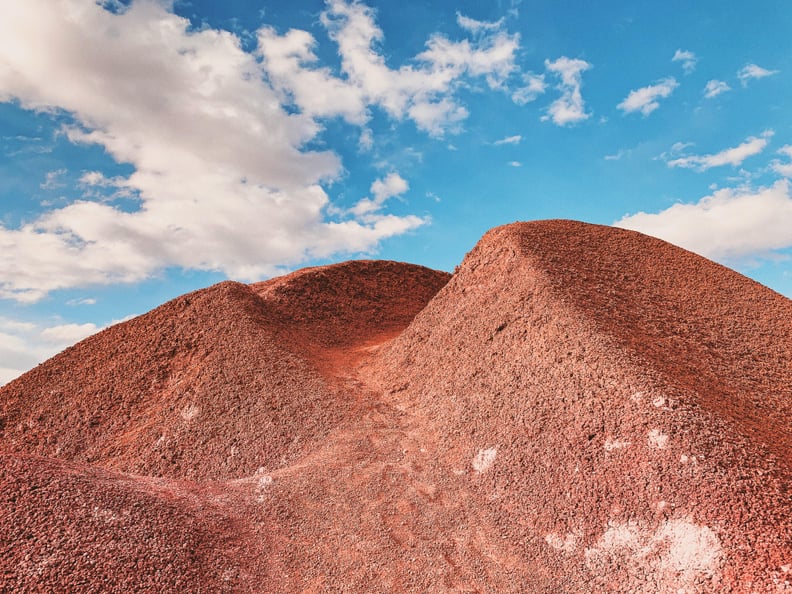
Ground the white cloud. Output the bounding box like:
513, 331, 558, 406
257, 25, 369, 125
703, 79, 731, 98
615, 180, 792, 262
542, 57, 591, 126
670, 141, 694, 153
605, 150, 627, 161
259, 0, 522, 136
40, 168, 67, 190
511, 72, 546, 105
672, 49, 697, 74
408, 98, 468, 137
507, 161, 522, 167
350, 172, 409, 217
456, 13, 504, 34
40, 322, 100, 344
0, 317, 102, 386
358, 128, 374, 152
493, 134, 522, 145
738, 63, 779, 86
617, 78, 678, 116
66, 297, 97, 306
772, 145, 792, 178
0, 0, 439, 303
664, 131, 773, 171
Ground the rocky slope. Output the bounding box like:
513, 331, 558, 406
1, 221, 790, 592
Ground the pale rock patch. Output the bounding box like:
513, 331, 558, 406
585, 517, 722, 591
255, 474, 274, 503
604, 438, 632, 452
472, 447, 497, 473
545, 531, 580, 553
180, 403, 200, 421
648, 428, 669, 449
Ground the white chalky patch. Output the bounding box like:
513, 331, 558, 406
545, 531, 580, 553
180, 404, 200, 421
604, 438, 632, 452
648, 429, 669, 449
255, 474, 273, 502
585, 517, 722, 591
92, 506, 120, 523
652, 396, 666, 408
472, 447, 497, 473
680, 454, 689, 463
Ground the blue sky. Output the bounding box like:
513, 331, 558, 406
1, 0, 791, 384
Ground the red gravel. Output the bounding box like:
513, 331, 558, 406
1, 221, 791, 592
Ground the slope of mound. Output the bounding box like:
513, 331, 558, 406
513, 220, 792, 464
0, 453, 261, 593
375, 220, 792, 592
2, 222, 791, 593
0, 281, 335, 480
0, 262, 450, 481
250, 259, 451, 352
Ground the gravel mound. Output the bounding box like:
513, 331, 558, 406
2, 222, 790, 592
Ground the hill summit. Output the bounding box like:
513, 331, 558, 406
2, 220, 791, 592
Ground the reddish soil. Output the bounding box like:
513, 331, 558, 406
1, 221, 791, 592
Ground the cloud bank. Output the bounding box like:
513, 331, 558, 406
616, 180, 792, 262
0, 0, 530, 302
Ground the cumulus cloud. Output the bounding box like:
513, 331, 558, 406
738, 63, 778, 86
615, 180, 792, 262
542, 57, 591, 126
703, 79, 731, 98
0, 317, 102, 386
350, 172, 409, 217
672, 49, 697, 74
664, 131, 773, 171
617, 78, 678, 116
0, 0, 461, 302
511, 72, 546, 105
259, 1, 520, 137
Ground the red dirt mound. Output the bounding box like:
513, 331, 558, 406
251, 259, 449, 350
0, 261, 450, 481
2, 221, 791, 593
376, 220, 792, 592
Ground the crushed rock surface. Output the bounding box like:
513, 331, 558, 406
1, 221, 791, 592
